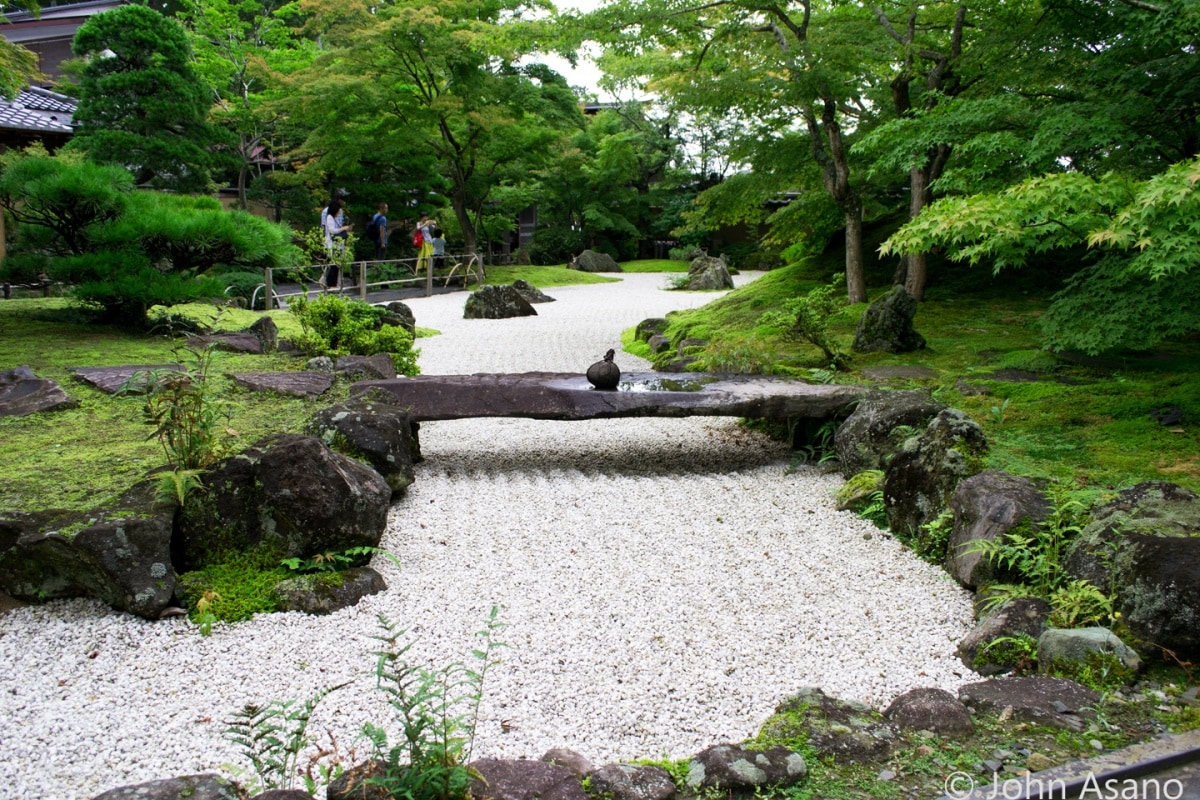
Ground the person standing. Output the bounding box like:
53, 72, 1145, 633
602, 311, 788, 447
322, 197, 351, 290
414, 212, 437, 274
369, 202, 389, 260
430, 225, 446, 270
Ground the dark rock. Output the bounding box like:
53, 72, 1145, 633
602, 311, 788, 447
512, 280, 555, 304
335, 354, 396, 381
308, 394, 418, 495
73, 483, 177, 619
1037, 627, 1142, 675
833, 389, 945, 478
0, 366, 76, 416
229, 372, 334, 397
677, 337, 708, 355
853, 285, 926, 353
758, 686, 897, 761
306, 357, 335, 372
945, 470, 1050, 589
572, 250, 621, 273
249, 316, 279, 353
253, 792, 313, 800
0, 527, 110, 604
469, 758, 588, 800
957, 598, 1053, 676
958, 676, 1099, 730
177, 435, 391, 570
587, 764, 676, 800
194, 332, 265, 354
686, 744, 806, 792
354, 372, 867, 424
660, 356, 698, 372
542, 748, 594, 778
883, 687, 975, 738
883, 409, 988, 535
72, 364, 181, 394
685, 256, 734, 290
1150, 406, 1183, 426
384, 301, 416, 335
92, 773, 243, 800
327, 759, 389, 800
1064, 482, 1200, 654
635, 318, 669, 342
647, 334, 671, 355
463, 285, 538, 319
273, 566, 387, 615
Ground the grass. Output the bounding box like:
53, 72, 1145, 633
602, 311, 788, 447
481, 264, 621, 287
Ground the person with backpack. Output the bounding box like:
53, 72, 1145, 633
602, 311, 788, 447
366, 202, 389, 260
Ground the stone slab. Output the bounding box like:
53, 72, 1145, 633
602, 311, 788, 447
71, 364, 182, 394
353, 372, 868, 423
0, 367, 76, 416
230, 371, 334, 397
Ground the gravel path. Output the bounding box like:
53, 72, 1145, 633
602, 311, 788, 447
0, 273, 977, 799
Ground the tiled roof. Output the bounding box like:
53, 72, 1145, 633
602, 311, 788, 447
0, 87, 76, 134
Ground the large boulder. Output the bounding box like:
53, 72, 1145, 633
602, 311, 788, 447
958, 676, 1099, 731
945, 470, 1051, 589
512, 280, 555, 304
883, 409, 988, 536
335, 354, 396, 381
463, 285, 538, 319
383, 301, 417, 335
272, 566, 387, 615
833, 389, 945, 477
571, 249, 622, 272
757, 686, 898, 761
685, 256, 734, 290
1037, 627, 1142, 675
308, 393, 419, 496
853, 285, 926, 353
469, 758, 589, 800
686, 744, 806, 793
92, 774, 242, 800
635, 318, 669, 343
249, 315, 278, 353
176, 434, 391, 571
0, 366, 76, 416
587, 764, 676, 800
1064, 482, 1200, 654
883, 687, 975, 738
956, 597, 1053, 676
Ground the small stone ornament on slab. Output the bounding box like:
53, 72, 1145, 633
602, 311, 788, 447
586, 348, 621, 390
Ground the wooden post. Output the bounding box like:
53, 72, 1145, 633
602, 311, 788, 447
425, 254, 433, 297
264, 268, 274, 311
359, 262, 367, 302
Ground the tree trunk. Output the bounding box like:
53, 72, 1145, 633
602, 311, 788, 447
904, 164, 930, 300
844, 204, 866, 303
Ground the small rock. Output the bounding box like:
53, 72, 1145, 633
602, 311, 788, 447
1090, 739, 1104, 751
983, 760, 1003, 773
1026, 753, 1057, 772
878, 770, 896, 781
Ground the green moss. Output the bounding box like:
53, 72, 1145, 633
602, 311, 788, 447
1045, 651, 1136, 693
177, 546, 289, 623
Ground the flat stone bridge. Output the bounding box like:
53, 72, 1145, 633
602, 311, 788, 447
353, 372, 871, 424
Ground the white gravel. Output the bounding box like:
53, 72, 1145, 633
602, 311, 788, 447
0, 272, 978, 799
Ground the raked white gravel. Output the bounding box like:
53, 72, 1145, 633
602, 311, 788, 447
0, 272, 978, 799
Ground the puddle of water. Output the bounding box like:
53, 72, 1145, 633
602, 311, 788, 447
615, 376, 720, 392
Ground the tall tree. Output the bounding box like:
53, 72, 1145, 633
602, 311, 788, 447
67, 4, 230, 192
283, 0, 581, 254
591, 0, 892, 302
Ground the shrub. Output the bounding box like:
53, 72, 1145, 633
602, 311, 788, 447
527, 226, 584, 265
758, 274, 851, 369
288, 294, 420, 375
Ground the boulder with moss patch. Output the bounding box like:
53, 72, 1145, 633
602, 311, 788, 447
757, 686, 899, 761
853, 285, 926, 354
1063, 482, 1200, 655
1037, 627, 1141, 681
957, 597, 1052, 676
883, 409, 988, 537
571, 249, 621, 273
686, 744, 806, 792
272, 566, 387, 615
946, 470, 1050, 589
308, 394, 419, 496
833, 389, 945, 478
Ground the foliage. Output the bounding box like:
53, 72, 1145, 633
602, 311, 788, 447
224, 684, 346, 793
361, 608, 506, 800
980, 633, 1039, 674
281, 546, 401, 575
695, 337, 777, 374
123, 333, 232, 471
1047, 651, 1135, 694
68, 4, 231, 192
903, 508, 955, 564
288, 295, 420, 375
835, 470, 887, 528
154, 468, 206, 507
758, 275, 851, 369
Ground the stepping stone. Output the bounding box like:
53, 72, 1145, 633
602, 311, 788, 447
862, 365, 938, 381
72, 365, 181, 394
0, 367, 76, 416
191, 332, 264, 354
229, 371, 334, 397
